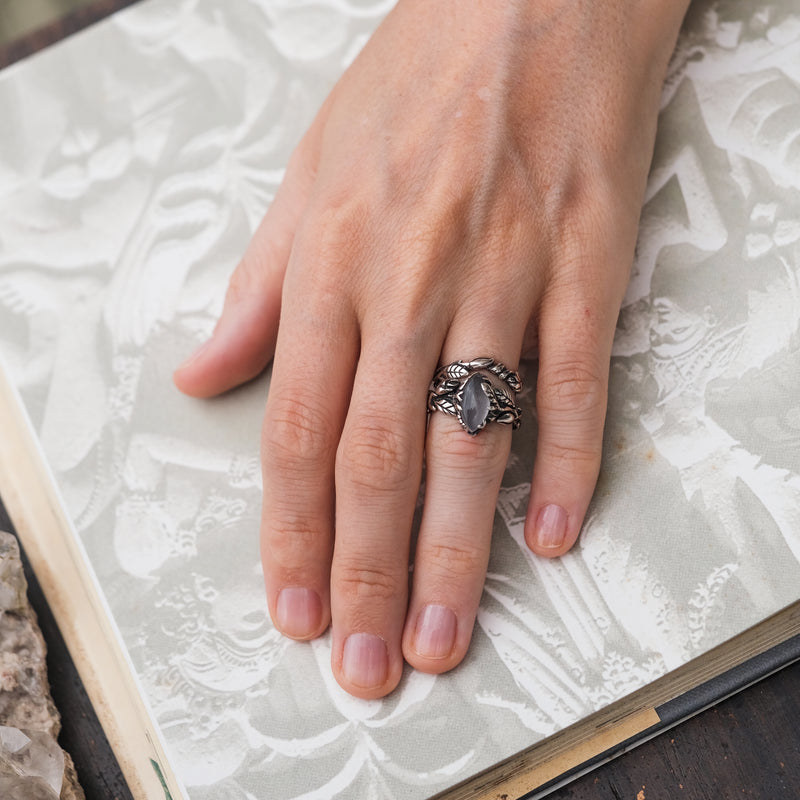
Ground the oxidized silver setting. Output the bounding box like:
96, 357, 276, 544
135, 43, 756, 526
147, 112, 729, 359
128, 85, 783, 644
427, 357, 522, 435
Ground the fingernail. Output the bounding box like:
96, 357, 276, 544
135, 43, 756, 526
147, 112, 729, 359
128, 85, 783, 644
175, 339, 211, 372
275, 587, 322, 639
342, 633, 389, 689
412, 604, 457, 660
535, 504, 568, 550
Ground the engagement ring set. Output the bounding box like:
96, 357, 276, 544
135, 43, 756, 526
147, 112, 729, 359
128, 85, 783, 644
427, 357, 522, 435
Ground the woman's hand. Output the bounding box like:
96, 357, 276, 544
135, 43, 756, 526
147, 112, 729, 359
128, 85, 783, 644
174, 0, 690, 699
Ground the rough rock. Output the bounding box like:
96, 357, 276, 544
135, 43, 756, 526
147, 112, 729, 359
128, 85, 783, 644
0, 531, 85, 800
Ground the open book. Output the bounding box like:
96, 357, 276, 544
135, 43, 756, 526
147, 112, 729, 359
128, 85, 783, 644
1, 1, 799, 798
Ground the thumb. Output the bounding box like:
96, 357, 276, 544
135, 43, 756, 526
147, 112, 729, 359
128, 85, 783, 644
174, 145, 315, 398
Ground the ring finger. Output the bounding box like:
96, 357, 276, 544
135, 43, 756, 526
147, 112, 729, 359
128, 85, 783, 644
402, 327, 523, 674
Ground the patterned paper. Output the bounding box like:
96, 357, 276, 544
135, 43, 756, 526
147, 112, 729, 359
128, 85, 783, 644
0, 1, 799, 798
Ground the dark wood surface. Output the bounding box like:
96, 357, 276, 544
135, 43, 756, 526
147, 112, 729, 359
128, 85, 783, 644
1, 3, 799, 799
0, 0, 139, 69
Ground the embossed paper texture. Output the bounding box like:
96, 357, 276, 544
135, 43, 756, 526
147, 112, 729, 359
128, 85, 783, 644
1, 1, 799, 798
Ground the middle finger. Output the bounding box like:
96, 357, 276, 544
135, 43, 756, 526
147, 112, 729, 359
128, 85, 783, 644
330, 332, 439, 699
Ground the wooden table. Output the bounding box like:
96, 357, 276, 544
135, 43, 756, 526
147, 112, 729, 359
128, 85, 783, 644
1, 3, 799, 798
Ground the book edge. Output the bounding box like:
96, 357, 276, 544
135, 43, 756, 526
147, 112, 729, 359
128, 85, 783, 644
527, 630, 800, 800
0, 359, 186, 800
437, 604, 800, 800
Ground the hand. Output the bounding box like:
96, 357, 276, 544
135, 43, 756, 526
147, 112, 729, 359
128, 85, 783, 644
174, 0, 690, 699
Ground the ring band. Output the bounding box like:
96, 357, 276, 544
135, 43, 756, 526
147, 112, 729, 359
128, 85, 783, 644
427, 357, 522, 436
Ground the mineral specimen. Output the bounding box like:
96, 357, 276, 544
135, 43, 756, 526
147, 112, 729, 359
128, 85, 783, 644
0, 532, 85, 800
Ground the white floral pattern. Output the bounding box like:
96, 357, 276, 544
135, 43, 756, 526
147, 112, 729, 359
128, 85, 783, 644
0, 1, 799, 798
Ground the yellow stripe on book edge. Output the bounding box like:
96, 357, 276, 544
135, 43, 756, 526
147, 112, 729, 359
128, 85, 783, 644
470, 707, 660, 800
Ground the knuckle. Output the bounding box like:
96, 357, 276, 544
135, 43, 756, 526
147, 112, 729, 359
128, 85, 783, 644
540, 438, 602, 473
558, 192, 604, 252
376, 310, 440, 354
287, 133, 318, 183
336, 418, 418, 494
303, 194, 371, 264
262, 392, 335, 475
537, 360, 607, 418
423, 540, 487, 582
263, 517, 324, 571
335, 561, 404, 604
431, 425, 509, 474
225, 255, 262, 306
287, 197, 372, 296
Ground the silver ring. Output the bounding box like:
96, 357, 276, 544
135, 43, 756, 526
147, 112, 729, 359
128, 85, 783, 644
427, 357, 522, 436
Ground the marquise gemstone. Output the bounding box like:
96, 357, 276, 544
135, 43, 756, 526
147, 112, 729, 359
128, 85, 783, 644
462, 374, 490, 434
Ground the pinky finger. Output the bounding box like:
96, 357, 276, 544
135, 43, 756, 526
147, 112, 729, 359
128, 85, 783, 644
524, 300, 614, 557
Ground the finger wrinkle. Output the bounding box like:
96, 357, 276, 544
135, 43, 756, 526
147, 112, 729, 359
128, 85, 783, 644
427, 422, 511, 470
334, 564, 406, 604
262, 396, 339, 474
534, 439, 602, 477
537, 363, 608, 414
336, 420, 422, 495
419, 541, 488, 581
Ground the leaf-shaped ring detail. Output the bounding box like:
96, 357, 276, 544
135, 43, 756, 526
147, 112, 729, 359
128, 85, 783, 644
427, 358, 522, 436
